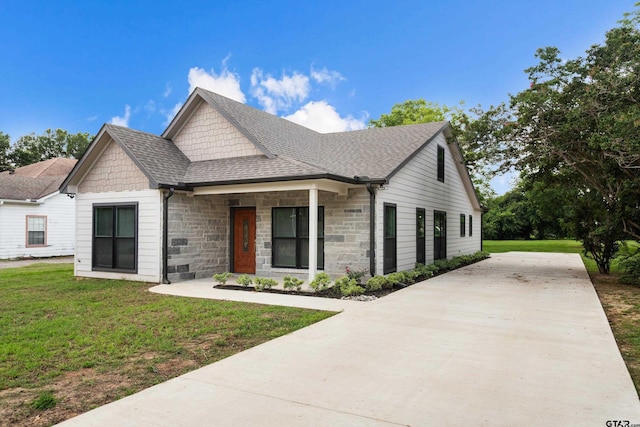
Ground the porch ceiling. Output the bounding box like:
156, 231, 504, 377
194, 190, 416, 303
190, 178, 353, 196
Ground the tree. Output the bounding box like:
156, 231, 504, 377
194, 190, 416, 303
486, 7, 640, 272
8, 129, 92, 167
369, 99, 448, 127
0, 132, 10, 172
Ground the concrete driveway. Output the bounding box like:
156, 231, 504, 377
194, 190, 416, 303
57, 252, 640, 426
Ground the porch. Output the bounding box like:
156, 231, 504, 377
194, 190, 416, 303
165, 179, 373, 284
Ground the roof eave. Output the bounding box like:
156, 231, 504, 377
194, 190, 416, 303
175, 173, 370, 189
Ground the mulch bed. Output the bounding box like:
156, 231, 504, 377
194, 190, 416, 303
213, 284, 397, 299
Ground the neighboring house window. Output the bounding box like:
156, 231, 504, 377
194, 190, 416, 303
93, 204, 137, 272
416, 208, 425, 264
384, 203, 397, 274
437, 145, 445, 182
26, 215, 46, 247
469, 215, 473, 237
272, 207, 324, 269
460, 214, 466, 237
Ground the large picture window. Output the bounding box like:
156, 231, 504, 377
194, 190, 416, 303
26, 215, 46, 247
272, 207, 324, 269
93, 204, 137, 272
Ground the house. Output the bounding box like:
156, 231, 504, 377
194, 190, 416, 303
60, 88, 482, 284
0, 157, 77, 259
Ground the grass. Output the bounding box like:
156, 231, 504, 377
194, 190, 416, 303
0, 263, 335, 426
485, 239, 640, 393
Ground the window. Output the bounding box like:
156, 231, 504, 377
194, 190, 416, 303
460, 214, 466, 237
416, 208, 425, 264
383, 204, 397, 273
469, 215, 473, 237
437, 145, 445, 182
26, 215, 46, 247
93, 204, 137, 272
434, 210, 447, 260
272, 207, 324, 269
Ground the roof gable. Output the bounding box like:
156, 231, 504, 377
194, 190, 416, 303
171, 100, 264, 162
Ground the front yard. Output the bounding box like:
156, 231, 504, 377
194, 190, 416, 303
485, 239, 640, 394
0, 263, 334, 426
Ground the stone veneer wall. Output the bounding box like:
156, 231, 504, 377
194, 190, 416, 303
172, 102, 263, 161
166, 193, 229, 282
166, 187, 371, 283
78, 140, 149, 193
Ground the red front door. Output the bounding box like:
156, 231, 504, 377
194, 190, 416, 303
233, 209, 256, 274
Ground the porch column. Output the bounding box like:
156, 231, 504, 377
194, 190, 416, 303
308, 188, 318, 283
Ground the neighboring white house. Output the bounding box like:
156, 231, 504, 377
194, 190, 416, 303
60, 88, 483, 284
0, 158, 76, 259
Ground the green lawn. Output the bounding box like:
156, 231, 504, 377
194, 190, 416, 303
0, 263, 335, 425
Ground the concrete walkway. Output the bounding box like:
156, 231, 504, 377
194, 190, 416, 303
57, 252, 640, 426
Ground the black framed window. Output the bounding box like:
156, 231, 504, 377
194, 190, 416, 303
437, 145, 445, 182
469, 215, 473, 237
416, 208, 425, 264
434, 210, 447, 260
460, 214, 466, 237
272, 207, 324, 269
93, 204, 137, 272
384, 203, 397, 273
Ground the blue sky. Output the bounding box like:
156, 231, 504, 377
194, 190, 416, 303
0, 0, 633, 193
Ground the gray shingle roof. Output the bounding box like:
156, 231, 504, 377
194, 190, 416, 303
183, 155, 328, 185
0, 175, 67, 200
106, 124, 190, 186
64, 88, 452, 190
197, 89, 448, 180
1, 158, 76, 200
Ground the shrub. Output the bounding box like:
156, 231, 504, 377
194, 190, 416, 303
386, 272, 406, 288
345, 266, 369, 284
366, 275, 388, 291
310, 272, 332, 292
254, 277, 277, 292
283, 276, 304, 292
619, 244, 640, 286
334, 276, 365, 296
213, 272, 232, 285
236, 274, 253, 287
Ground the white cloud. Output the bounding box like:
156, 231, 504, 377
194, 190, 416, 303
283, 100, 367, 133
250, 68, 310, 114
187, 66, 246, 103
110, 105, 131, 127
163, 102, 183, 126
86, 115, 98, 122
145, 100, 156, 113
310, 66, 345, 88
163, 83, 172, 98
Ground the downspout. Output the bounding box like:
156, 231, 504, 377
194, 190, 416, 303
366, 183, 376, 277
162, 187, 175, 284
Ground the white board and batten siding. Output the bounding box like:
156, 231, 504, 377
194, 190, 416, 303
0, 192, 75, 259
375, 133, 482, 274
74, 190, 162, 282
